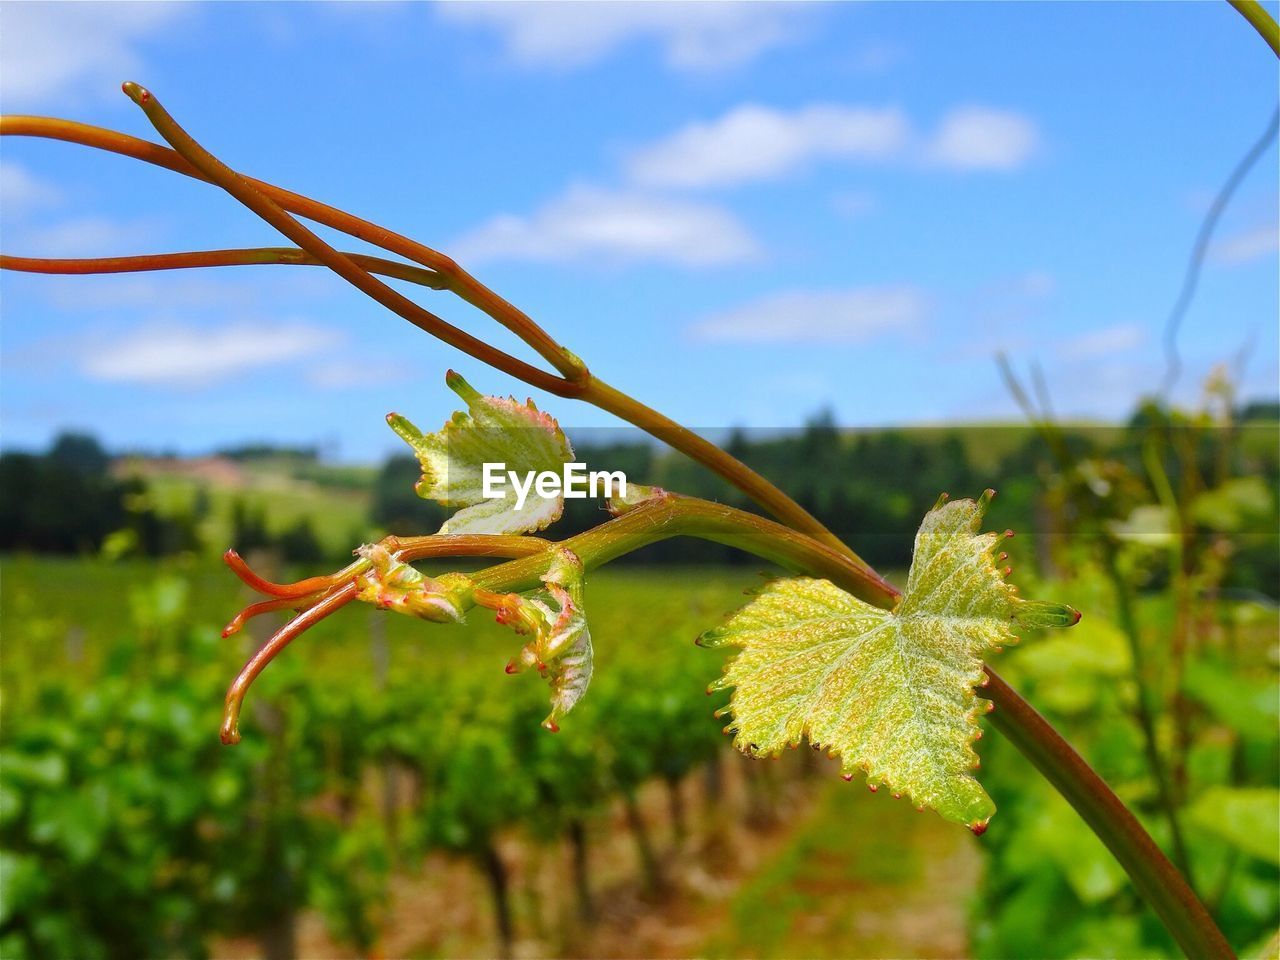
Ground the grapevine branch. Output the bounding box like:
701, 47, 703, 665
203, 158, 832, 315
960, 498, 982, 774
220, 494, 1230, 959
220, 533, 550, 744
0, 87, 1233, 959
1228, 0, 1280, 54
2, 248, 448, 288
218, 492, 899, 744
0, 108, 852, 558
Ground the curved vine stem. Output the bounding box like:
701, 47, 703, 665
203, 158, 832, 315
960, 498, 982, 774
0, 107, 853, 561
982, 672, 1232, 959
0, 87, 1236, 957
0, 113, 582, 390
1, 248, 447, 288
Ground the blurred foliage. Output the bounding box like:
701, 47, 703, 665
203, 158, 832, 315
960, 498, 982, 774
972, 377, 1279, 958
1, 386, 1276, 957
0, 561, 739, 958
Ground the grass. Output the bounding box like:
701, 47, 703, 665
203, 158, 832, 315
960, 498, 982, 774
703, 776, 980, 959
0, 555, 757, 698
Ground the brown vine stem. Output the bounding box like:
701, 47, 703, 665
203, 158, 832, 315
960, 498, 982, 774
0, 113, 581, 389
0, 108, 855, 561
1, 248, 447, 288
441, 501, 1230, 959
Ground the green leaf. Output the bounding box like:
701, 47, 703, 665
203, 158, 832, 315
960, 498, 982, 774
1185, 787, 1280, 865
494, 550, 594, 731
700, 492, 1079, 829
1184, 658, 1279, 742
387, 371, 574, 535
1191, 476, 1276, 533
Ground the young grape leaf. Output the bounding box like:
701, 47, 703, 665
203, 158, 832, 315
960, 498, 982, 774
493, 550, 593, 731
700, 491, 1079, 830
606, 482, 669, 515
354, 543, 472, 622
387, 371, 574, 535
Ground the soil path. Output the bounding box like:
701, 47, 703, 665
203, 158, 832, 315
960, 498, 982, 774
215, 751, 980, 959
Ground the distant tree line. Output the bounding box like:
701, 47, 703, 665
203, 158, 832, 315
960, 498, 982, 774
373, 412, 1037, 569
0, 434, 326, 564
0, 434, 198, 556
6, 399, 1277, 590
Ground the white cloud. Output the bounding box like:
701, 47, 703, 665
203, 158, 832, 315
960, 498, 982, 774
435, 1, 803, 71
451, 184, 758, 267
0, 161, 63, 215
927, 106, 1039, 171
1213, 223, 1279, 265
82, 321, 342, 387
11, 216, 160, 257
624, 101, 1038, 188
0, 2, 187, 107
846, 42, 904, 74
627, 103, 909, 189
306, 358, 414, 391
689, 286, 928, 344
1060, 323, 1145, 360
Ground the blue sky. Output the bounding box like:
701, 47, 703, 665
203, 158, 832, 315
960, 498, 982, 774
1, 1, 1277, 462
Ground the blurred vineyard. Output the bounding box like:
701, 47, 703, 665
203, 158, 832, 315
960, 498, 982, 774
3, 561, 762, 958
2, 385, 1278, 959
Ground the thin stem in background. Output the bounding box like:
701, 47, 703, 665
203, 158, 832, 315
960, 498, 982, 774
1228, 0, 1280, 53
1160, 104, 1278, 398
1101, 544, 1196, 888
999, 352, 1202, 893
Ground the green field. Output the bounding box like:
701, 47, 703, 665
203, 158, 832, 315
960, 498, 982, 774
1, 554, 983, 959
